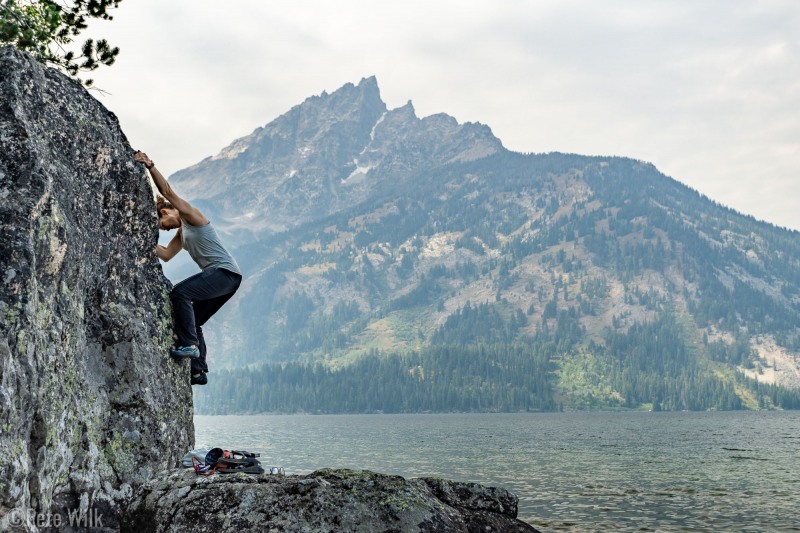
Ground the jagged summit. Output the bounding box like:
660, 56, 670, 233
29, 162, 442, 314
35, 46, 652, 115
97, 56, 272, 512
206, 75, 387, 168
170, 77, 502, 233
316, 75, 379, 98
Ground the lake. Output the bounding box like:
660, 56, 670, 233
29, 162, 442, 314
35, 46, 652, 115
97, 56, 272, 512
194, 411, 800, 532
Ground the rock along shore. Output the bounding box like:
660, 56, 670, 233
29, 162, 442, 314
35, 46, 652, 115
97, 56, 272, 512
122, 468, 541, 533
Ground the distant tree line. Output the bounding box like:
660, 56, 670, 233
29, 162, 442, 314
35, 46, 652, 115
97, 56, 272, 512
195, 307, 800, 414
194, 343, 556, 414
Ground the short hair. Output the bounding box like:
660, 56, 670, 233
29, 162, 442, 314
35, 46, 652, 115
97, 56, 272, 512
156, 195, 175, 218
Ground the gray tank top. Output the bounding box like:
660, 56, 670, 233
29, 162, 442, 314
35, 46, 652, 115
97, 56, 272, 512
180, 221, 241, 274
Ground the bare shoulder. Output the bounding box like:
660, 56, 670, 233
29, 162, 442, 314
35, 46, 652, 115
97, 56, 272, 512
182, 207, 209, 227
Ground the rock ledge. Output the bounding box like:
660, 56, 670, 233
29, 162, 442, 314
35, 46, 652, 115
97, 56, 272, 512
122, 468, 540, 533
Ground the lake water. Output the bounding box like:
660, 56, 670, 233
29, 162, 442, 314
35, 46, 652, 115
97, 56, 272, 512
194, 411, 800, 532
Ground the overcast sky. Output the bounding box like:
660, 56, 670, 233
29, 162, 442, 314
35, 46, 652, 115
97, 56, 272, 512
85, 0, 799, 230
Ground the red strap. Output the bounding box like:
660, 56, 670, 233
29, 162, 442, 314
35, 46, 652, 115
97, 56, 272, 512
192, 455, 219, 476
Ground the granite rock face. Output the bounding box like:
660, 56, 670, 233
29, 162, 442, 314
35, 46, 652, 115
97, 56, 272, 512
122, 468, 540, 533
0, 46, 193, 531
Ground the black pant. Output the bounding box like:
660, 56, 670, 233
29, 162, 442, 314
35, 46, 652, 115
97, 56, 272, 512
170, 268, 241, 373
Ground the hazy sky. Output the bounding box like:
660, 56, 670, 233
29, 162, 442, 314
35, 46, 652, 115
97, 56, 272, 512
85, 0, 799, 230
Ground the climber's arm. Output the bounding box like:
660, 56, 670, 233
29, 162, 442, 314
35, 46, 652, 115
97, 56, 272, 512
134, 151, 208, 227
156, 228, 183, 262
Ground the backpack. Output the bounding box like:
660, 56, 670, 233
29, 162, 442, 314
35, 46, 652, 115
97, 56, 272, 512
192, 448, 265, 475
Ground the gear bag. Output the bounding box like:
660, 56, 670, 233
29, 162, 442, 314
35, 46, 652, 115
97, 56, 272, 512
191, 448, 265, 475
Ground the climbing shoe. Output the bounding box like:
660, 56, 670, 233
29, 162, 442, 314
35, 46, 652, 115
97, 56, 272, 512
191, 373, 208, 386
170, 345, 200, 359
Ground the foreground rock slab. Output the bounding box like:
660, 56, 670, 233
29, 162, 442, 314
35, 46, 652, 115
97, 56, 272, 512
123, 468, 540, 533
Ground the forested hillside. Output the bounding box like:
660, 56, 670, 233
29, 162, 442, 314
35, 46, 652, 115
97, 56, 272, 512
168, 78, 800, 413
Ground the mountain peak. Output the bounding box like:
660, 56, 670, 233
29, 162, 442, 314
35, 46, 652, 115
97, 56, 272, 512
305, 75, 384, 113
396, 99, 416, 116
357, 75, 379, 90
171, 78, 503, 231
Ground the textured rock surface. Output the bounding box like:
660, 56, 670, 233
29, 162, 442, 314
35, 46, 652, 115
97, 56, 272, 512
122, 468, 540, 533
0, 46, 193, 530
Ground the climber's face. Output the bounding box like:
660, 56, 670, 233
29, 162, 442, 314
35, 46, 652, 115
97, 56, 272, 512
159, 208, 181, 230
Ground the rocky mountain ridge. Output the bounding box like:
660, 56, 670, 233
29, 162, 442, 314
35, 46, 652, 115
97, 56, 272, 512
168, 78, 800, 412
170, 76, 502, 236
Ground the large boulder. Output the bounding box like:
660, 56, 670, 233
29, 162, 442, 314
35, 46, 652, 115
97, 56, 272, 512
122, 468, 541, 532
0, 46, 193, 531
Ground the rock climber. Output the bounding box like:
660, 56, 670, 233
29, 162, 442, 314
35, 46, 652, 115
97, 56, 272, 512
134, 150, 241, 386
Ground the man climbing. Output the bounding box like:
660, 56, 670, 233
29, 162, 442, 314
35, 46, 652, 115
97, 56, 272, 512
134, 150, 242, 386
